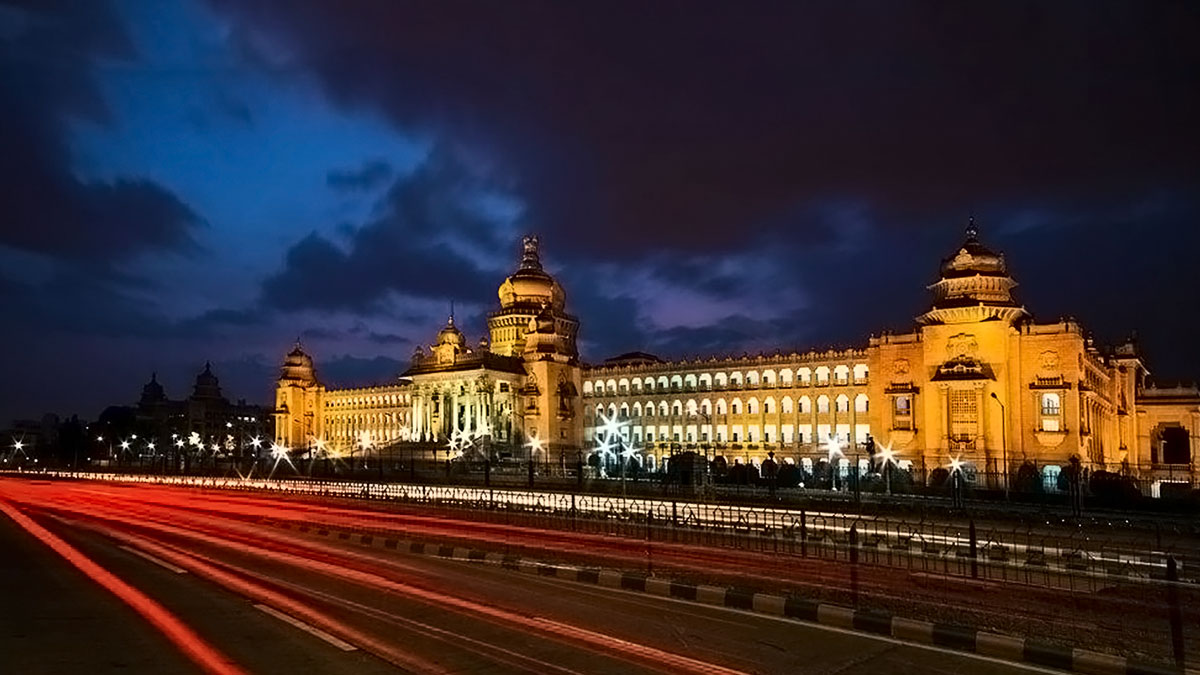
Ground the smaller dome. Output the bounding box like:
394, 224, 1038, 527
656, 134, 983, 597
196, 361, 218, 386
283, 344, 314, 369
193, 361, 223, 399
280, 342, 318, 385
140, 372, 166, 404
940, 218, 1007, 278
436, 315, 465, 347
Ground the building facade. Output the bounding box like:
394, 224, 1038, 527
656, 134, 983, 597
274, 236, 584, 464
583, 223, 1198, 494
275, 225, 1198, 493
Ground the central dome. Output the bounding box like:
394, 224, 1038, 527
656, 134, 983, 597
498, 235, 566, 311
939, 218, 1008, 278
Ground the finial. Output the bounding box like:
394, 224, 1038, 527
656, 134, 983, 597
519, 234, 542, 271
965, 215, 978, 241
150, 371, 157, 382
449, 299, 455, 324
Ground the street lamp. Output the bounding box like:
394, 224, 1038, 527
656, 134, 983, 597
989, 392, 1010, 501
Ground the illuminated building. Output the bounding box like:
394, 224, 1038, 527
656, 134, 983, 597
274, 236, 583, 463
583, 222, 1198, 494
276, 224, 1197, 493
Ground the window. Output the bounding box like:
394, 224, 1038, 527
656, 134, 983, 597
764, 400, 773, 414
732, 401, 741, 415
894, 396, 911, 414
1040, 393, 1061, 417
835, 396, 849, 413
817, 396, 830, 414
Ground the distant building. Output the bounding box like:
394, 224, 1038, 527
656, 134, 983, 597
275, 224, 1199, 494
92, 364, 271, 456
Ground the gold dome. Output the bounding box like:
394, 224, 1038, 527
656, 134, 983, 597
497, 235, 566, 311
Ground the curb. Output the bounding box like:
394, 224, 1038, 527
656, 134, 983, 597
263, 517, 1195, 675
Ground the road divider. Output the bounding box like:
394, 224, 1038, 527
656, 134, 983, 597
264, 515, 1196, 675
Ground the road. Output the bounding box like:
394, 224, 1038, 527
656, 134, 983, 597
0, 477, 1060, 675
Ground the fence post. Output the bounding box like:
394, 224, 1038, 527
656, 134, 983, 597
1167, 555, 1185, 668
849, 523, 859, 605
800, 509, 808, 557
969, 519, 978, 579
646, 509, 654, 576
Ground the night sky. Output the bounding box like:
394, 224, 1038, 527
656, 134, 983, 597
1, 1, 1197, 423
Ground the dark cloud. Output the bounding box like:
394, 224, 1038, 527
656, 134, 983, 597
209, 1, 1199, 260
327, 158, 392, 192
0, 2, 204, 266
318, 355, 406, 389
261, 145, 507, 313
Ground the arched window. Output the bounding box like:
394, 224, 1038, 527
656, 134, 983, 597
672, 401, 683, 416
782, 397, 793, 414
815, 366, 830, 385
764, 398, 774, 414
855, 394, 869, 413
658, 401, 669, 417
716, 399, 727, 415
619, 403, 629, 419
817, 396, 830, 414
799, 396, 811, 414
732, 399, 742, 415
746, 371, 759, 387
1040, 393, 1061, 416
700, 399, 711, 415
747, 398, 758, 415
632, 402, 643, 418
833, 365, 850, 385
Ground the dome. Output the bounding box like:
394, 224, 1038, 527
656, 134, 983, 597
436, 315, 465, 347
939, 218, 1008, 278
140, 372, 166, 405
497, 235, 566, 310
193, 361, 223, 399
279, 342, 318, 385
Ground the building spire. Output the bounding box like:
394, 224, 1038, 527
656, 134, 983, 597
519, 234, 542, 271
449, 299, 455, 325
965, 215, 979, 241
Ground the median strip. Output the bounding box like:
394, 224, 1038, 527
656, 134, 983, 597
266, 515, 1199, 675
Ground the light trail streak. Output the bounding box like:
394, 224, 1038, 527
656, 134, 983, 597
0, 498, 245, 675
9, 479, 1193, 668
20, 491, 747, 675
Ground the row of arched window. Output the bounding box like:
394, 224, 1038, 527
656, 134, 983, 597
583, 365, 870, 396
587, 394, 869, 422
326, 391, 409, 409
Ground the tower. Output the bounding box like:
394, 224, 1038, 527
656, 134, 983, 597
274, 342, 325, 448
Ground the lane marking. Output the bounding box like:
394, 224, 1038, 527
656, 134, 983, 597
254, 604, 357, 652
120, 545, 188, 574
0, 497, 246, 675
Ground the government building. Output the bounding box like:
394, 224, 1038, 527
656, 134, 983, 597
274, 224, 1198, 496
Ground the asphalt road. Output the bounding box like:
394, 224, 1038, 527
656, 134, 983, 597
0, 478, 1060, 674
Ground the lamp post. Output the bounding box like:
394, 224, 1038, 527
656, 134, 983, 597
989, 392, 1010, 501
